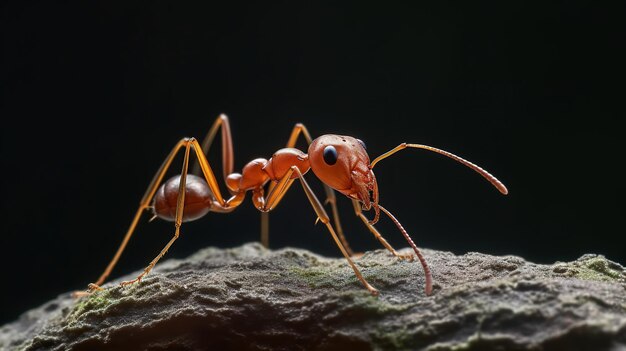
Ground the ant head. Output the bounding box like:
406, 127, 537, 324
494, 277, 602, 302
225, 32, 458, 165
309, 135, 380, 219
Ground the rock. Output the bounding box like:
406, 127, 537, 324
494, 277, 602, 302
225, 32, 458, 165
1, 243, 625, 351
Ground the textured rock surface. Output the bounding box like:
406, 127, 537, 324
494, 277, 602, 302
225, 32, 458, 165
2, 242, 626, 351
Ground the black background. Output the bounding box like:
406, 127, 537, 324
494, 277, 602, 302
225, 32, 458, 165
1, 2, 624, 325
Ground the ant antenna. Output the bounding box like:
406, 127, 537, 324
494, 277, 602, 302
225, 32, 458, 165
370, 143, 508, 195
379, 205, 433, 295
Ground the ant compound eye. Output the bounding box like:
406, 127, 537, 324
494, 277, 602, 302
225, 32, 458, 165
356, 138, 366, 150
323, 145, 338, 165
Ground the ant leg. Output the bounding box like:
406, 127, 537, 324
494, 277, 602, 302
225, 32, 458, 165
351, 199, 414, 261
260, 124, 311, 247
78, 136, 242, 296
75, 138, 194, 296
188, 116, 247, 209
120, 139, 194, 286
260, 210, 269, 248
120, 136, 248, 287
261, 123, 353, 255
321, 186, 353, 256
263, 167, 378, 295
285, 124, 351, 254
191, 114, 234, 180
292, 167, 378, 295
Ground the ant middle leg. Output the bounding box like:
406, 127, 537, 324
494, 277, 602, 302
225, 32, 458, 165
261, 123, 353, 256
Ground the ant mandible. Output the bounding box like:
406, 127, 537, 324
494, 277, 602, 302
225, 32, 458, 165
81, 114, 507, 297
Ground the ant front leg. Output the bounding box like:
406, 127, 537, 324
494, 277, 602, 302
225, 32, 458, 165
351, 199, 414, 262
262, 166, 379, 296
292, 167, 379, 295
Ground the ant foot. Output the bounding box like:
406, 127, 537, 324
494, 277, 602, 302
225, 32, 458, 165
88, 283, 104, 291
351, 252, 365, 259
120, 276, 142, 287
71, 283, 103, 298
396, 252, 415, 262
72, 290, 91, 298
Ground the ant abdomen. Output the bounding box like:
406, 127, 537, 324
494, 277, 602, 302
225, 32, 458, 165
152, 174, 214, 222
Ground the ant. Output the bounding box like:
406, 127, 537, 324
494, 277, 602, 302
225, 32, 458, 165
80, 114, 507, 297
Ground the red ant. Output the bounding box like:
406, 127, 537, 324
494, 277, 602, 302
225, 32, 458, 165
81, 114, 507, 297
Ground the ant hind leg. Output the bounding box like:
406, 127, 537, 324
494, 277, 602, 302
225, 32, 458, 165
120, 139, 195, 287
73, 138, 195, 297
